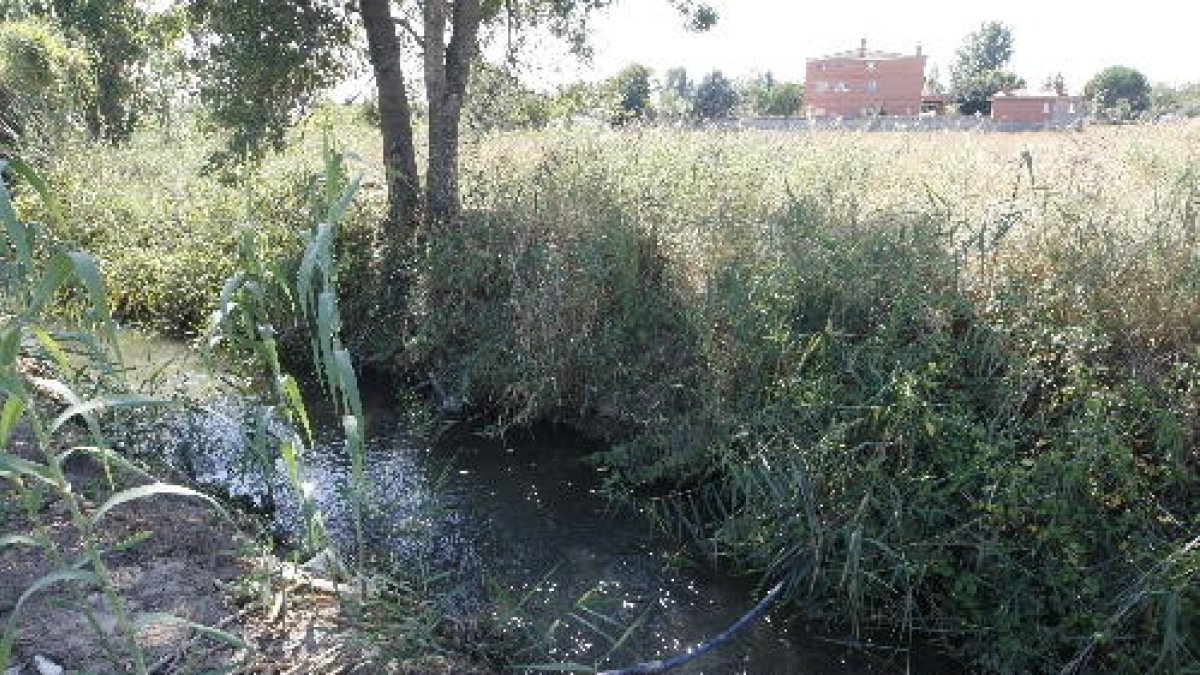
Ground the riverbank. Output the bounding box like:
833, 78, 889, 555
0, 418, 501, 674
11, 116, 1200, 673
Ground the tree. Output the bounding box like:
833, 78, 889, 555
692, 70, 737, 119
1085, 66, 1150, 120
0, 18, 93, 148
189, 0, 355, 176
658, 66, 693, 119
191, 0, 716, 237
607, 62, 652, 125
3, 0, 155, 142
739, 72, 802, 116
1043, 72, 1066, 95
925, 64, 946, 95
950, 21, 1023, 115
464, 61, 551, 132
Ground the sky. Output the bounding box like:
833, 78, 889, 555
519, 0, 1197, 93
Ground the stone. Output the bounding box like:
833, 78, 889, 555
32, 655, 64, 675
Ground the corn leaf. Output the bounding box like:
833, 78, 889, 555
91, 483, 229, 527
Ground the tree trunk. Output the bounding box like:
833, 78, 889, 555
361, 0, 421, 238
423, 0, 481, 228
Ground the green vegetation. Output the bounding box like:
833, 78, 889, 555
7, 114, 1199, 672
3, 0, 1199, 666
951, 21, 1025, 115
0, 19, 93, 150
1, 146, 500, 672
1086, 66, 1152, 122
417, 125, 1200, 672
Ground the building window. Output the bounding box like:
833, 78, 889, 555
865, 80, 878, 92
816, 80, 830, 92
866, 62, 877, 71
834, 81, 850, 92
1043, 102, 1051, 114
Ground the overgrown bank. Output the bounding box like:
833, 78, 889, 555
23, 120, 1200, 673
411, 125, 1200, 673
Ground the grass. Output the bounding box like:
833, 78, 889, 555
10, 115, 1200, 673
1, 145, 499, 673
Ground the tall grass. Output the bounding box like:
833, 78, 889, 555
409, 124, 1199, 672
18, 117, 1200, 672
0, 157, 246, 672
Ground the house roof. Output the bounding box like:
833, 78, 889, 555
810, 48, 913, 60
809, 40, 922, 61
991, 89, 1082, 100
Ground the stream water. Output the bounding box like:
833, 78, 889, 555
119, 332, 943, 674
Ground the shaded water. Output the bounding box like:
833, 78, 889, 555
121, 333, 939, 674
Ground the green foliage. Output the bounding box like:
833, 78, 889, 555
606, 63, 653, 125
739, 72, 802, 116
26, 0, 154, 142
692, 70, 737, 119
26, 116, 1200, 673
403, 127, 1200, 673
0, 157, 246, 673
657, 66, 693, 120
0, 19, 93, 147
465, 62, 552, 133
188, 0, 354, 177
1151, 82, 1200, 118
951, 21, 1022, 115
1086, 65, 1151, 121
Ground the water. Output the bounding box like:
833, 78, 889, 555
119, 332, 943, 674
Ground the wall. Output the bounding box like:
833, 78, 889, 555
805, 54, 926, 117
700, 115, 1088, 133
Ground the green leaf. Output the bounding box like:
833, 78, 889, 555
326, 171, 362, 225
32, 328, 73, 374
49, 393, 171, 435
0, 164, 33, 279
0, 395, 27, 448
27, 252, 73, 316
65, 251, 117, 345
332, 348, 362, 422
90, 483, 229, 527
0, 451, 55, 486
279, 374, 313, 445
135, 613, 251, 651
3, 156, 62, 224
0, 327, 20, 366
0, 533, 47, 550
1, 567, 103, 669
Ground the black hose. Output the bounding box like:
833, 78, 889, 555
596, 579, 788, 675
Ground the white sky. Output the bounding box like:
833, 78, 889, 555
520, 0, 1197, 93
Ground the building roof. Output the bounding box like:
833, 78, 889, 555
808, 39, 922, 61
991, 89, 1081, 100
811, 48, 909, 60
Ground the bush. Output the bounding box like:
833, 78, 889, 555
0, 19, 93, 149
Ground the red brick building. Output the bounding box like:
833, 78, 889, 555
805, 39, 927, 118
990, 89, 1085, 124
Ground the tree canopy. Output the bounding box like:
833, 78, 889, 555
692, 70, 737, 119
1085, 65, 1150, 120
950, 21, 1023, 115
188, 0, 716, 231
608, 63, 653, 124
0, 18, 92, 147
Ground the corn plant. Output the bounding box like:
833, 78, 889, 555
203, 136, 368, 580
0, 157, 247, 672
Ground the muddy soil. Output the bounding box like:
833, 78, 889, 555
1, 425, 496, 674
